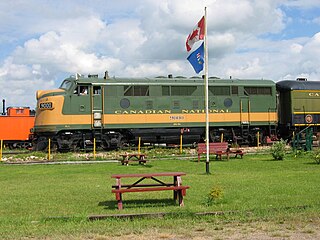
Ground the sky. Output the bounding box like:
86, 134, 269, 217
1, 0, 320, 108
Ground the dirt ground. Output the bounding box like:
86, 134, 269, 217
105, 219, 320, 240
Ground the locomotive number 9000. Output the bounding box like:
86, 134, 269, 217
39, 102, 53, 109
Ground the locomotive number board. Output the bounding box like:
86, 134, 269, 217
39, 102, 53, 109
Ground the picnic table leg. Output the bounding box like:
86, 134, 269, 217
178, 190, 184, 207
117, 193, 123, 210
139, 155, 145, 164
173, 176, 177, 201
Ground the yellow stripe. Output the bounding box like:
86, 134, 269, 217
293, 112, 320, 114
35, 96, 278, 126
293, 90, 320, 93
294, 124, 320, 126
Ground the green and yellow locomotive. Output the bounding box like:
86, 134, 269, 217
33, 73, 277, 151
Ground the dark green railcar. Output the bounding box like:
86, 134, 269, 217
277, 79, 320, 139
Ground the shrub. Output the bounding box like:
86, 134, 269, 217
204, 186, 224, 206
312, 148, 320, 164
270, 139, 286, 160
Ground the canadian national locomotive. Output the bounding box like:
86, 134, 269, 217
32, 73, 320, 151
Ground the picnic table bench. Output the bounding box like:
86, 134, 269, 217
197, 142, 244, 162
119, 153, 147, 165
111, 172, 189, 210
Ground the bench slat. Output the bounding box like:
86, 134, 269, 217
112, 183, 175, 188
112, 186, 189, 194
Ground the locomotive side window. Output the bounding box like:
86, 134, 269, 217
244, 87, 272, 95
124, 86, 149, 96
209, 86, 230, 95
232, 86, 238, 95
162, 86, 197, 96
93, 86, 101, 95
162, 86, 170, 96
171, 86, 197, 96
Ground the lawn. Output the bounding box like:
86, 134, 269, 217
1, 150, 320, 239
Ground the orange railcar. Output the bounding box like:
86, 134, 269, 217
0, 107, 35, 148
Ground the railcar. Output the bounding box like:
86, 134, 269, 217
276, 78, 320, 140
33, 73, 278, 151
0, 103, 35, 149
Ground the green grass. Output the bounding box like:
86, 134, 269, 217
1, 151, 320, 239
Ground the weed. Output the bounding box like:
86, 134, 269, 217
312, 148, 320, 164
203, 186, 224, 206
270, 139, 287, 160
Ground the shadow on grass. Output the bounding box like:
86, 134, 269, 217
304, 161, 320, 165
190, 158, 232, 163
117, 163, 153, 168
99, 198, 176, 210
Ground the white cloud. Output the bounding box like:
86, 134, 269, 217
0, 0, 320, 108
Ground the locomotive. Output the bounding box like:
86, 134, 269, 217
33, 72, 280, 151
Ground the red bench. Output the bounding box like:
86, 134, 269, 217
197, 142, 244, 162
111, 172, 189, 210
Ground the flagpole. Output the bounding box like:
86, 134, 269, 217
204, 7, 210, 174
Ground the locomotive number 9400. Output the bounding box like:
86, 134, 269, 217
39, 102, 53, 109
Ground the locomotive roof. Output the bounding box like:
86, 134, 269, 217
276, 80, 320, 91
72, 75, 275, 86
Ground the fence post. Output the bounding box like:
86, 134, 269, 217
180, 134, 183, 154
257, 132, 260, 147
93, 138, 96, 160
138, 137, 141, 154
48, 138, 51, 160
220, 133, 224, 142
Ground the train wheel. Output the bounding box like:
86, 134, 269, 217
34, 137, 48, 151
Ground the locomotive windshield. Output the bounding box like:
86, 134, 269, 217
59, 80, 72, 90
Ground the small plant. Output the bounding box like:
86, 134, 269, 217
270, 139, 287, 160
312, 148, 320, 164
204, 186, 224, 206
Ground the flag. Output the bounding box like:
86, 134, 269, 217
186, 16, 205, 52
187, 42, 204, 74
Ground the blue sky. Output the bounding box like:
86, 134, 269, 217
0, 0, 320, 108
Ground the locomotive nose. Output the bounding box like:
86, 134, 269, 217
36, 90, 45, 100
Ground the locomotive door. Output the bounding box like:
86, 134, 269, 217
92, 85, 103, 128
240, 97, 250, 124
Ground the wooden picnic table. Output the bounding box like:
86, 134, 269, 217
111, 172, 189, 210
119, 153, 147, 165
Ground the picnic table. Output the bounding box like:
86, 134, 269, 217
119, 153, 147, 165
111, 172, 190, 210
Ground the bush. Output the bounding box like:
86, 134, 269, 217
270, 139, 286, 160
312, 148, 320, 164
203, 186, 224, 206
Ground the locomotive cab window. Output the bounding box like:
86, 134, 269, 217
59, 80, 72, 90
74, 86, 89, 95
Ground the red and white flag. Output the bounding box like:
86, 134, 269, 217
186, 16, 205, 52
